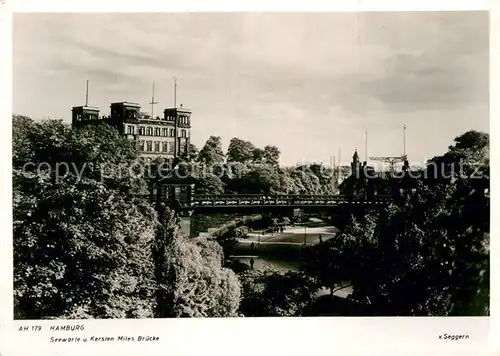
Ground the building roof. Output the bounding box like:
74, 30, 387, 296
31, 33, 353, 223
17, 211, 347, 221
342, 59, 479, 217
72, 105, 100, 111
163, 106, 192, 113
110, 101, 141, 107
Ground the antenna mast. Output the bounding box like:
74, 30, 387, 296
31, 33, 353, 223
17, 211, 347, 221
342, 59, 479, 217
173, 77, 177, 108
85, 80, 89, 106
365, 130, 368, 163
403, 124, 407, 158
149, 81, 159, 118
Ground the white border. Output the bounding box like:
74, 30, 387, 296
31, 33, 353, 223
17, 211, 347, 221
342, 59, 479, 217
4, 0, 492, 12
0, 1, 497, 356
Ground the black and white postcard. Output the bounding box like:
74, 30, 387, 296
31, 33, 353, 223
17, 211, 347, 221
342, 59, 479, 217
1, 1, 497, 356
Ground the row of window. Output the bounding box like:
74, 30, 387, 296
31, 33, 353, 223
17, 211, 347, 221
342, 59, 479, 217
139, 140, 175, 153
164, 115, 190, 125
74, 113, 98, 121
138, 141, 187, 154
127, 125, 188, 138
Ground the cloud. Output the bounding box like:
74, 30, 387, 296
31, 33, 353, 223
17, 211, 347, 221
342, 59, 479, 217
13, 12, 489, 166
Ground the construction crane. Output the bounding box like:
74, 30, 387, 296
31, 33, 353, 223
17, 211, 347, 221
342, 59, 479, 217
369, 125, 408, 173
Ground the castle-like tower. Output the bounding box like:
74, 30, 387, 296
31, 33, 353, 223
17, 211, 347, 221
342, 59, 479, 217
71, 105, 100, 126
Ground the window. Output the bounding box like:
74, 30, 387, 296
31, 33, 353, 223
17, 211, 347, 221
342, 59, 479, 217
155, 128, 161, 136
162, 128, 168, 137
139, 126, 145, 135
138, 140, 145, 151
127, 125, 135, 135
162, 142, 168, 152
128, 110, 137, 120
154, 141, 160, 152
168, 142, 175, 153
146, 141, 153, 152
169, 128, 175, 137
181, 129, 187, 138
147, 127, 153, 136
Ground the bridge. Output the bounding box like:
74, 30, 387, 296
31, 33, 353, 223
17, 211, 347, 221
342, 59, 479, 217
157, 192, 392, 237
153, 171, 397, 236
187, 194, 392, 210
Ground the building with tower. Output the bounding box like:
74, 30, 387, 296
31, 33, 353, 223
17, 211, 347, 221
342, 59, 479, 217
71, 80, 192, 163
71, 101, 192, 163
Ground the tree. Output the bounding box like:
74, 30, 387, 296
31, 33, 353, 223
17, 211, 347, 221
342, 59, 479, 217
296, 163, 336, 195
290, 169, 321, 194
241, 164, 281, 194
197, 136, 225, 166
13, 117, 157, 319
427, 130, 489, 180
252, 148, 266, 163
354, 181, 489, 316
275, 168, 300, 194
222, 162, 250, 194
154, 205, 241, 317
264, 145, 280, 166
179, 143, 199, 163
239, 270, 317, 317
302, 214, 375, 298
194, 173, 225, 195
302, 131, 489, 316
227, 138, 255, 164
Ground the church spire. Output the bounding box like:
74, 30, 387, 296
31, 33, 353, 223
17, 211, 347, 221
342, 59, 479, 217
353, 149, 359, 163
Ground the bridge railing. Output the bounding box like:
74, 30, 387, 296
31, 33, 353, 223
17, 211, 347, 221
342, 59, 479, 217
188, 194, 392, 208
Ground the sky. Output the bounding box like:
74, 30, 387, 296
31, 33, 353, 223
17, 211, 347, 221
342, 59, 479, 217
12, 12, 489, 167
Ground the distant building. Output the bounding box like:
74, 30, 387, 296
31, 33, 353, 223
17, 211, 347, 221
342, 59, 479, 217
71, 101, 192, 162
338, 149, 419, 198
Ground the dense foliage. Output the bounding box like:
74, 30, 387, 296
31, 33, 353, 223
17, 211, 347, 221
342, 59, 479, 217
239, 270, 317, 317
154, 205, 241, 317
13, 115, 489, 318
193, 135, 336, 195
302, 131, 490, 316
13, 116, 242, 319
13, 117, 156, 318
